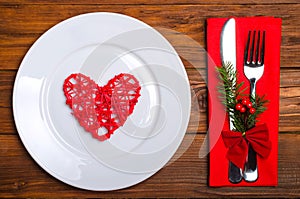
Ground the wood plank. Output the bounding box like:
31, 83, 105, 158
2, 68, 300, 134
1, 0, 299, 5
0, 70, 16, 107
0, 107, 15, 134
1, 4, 298, 35
0, 133, 299, 197
0, 4, 299, 69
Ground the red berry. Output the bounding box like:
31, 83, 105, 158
246, 102, 253, 108
249, 108, 256, 114
242, 98, 248, 105
235, 103, 242, 110
240, 106, 246, 113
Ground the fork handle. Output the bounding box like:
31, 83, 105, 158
245, 78, 258, 182
249, 78, 257, 101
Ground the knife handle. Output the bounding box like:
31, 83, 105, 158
228, 107, 242, 183
228, 161, 242, 183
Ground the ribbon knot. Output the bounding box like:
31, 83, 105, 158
221, 123, 272, 170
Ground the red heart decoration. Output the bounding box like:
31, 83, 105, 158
63, 73, 141, 141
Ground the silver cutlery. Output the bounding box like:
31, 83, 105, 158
220, 18, 243, 183
243, 30, 266, 182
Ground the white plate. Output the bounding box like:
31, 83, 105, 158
13, 12, 191, 190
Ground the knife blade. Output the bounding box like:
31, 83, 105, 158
220, 18, 236, 131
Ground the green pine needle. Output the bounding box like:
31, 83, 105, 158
216, 62, 269, 132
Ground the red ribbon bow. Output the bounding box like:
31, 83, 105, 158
221, 123, 272, 169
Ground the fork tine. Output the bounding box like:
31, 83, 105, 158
250, 31, 256, 64
255, 31, 261, 64
244, 31, 251, 64
260, 31, 266, 65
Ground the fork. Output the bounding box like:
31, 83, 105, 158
243, 30, 266, 182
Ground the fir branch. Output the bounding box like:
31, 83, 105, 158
216, 62, 269, 132
216, 62, 243, 113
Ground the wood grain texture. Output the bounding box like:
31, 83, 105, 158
0, 0, 300, 197
0, 134, 299, 198
1, 0, 299, 5
0, 4, 299, 70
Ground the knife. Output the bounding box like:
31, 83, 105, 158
220, 18, 236, 131
220, 18, 242, 183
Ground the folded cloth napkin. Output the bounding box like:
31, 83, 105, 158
207, 17, 281, 186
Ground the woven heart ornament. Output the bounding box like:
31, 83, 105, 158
63, 73, 141, 141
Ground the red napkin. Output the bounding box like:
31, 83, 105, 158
207, 17, 281, 186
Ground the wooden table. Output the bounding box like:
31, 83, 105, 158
1, 0, 299, 197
